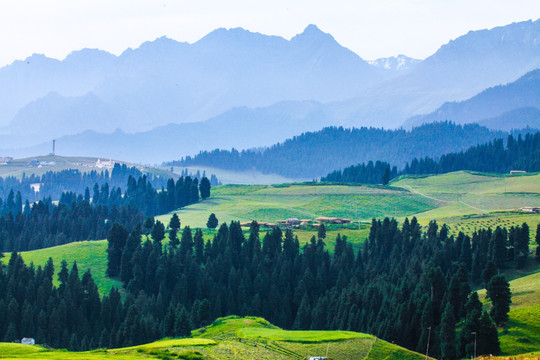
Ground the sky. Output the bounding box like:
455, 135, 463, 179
0, 0, 539, 67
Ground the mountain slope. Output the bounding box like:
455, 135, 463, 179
0, 25, 383, 142
404, 69, 540, 128
0, 100, 331, 162
336, 19, 540, 128
171, 122, 512, 178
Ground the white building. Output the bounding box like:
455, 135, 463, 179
21, 338, 35, 345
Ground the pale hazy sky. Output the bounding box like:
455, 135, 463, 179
1, 0, 539, 67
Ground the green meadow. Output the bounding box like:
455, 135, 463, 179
1, 240, 121, 296
0, 316, 428, 360
479, 262, 540, 355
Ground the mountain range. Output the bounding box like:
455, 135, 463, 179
0, 19, 539, 161
404, 69, 540, 128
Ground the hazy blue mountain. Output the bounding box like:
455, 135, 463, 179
0, 25, 384, 142
476, 107, 540, 131
1, 19, 539, 158
404, 69, 540, 128
168, 122, 524, 178
0, 101, 333, 163
335, 19, 540, 129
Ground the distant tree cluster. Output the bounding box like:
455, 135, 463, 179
403, 132, 539, 175
321, 161, 396, 185
122, 175, 211, 216
0, 164, 168, 209
0, 197, 143, 252
321, 132, 539, 184
166, 122, 523, 178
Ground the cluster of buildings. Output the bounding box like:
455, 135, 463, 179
240, 216, 353, 229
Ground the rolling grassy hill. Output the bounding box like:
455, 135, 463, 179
158, 171, 539, 237
1, 240, 121, 296
0, 316, 428, 360
156, 183, 438, 228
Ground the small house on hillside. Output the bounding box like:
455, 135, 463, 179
520, 207, 540, 213
315, 216, 352, 224
286, 218, 300, 225
21, 338, 35, 345
308, 357, 327, 360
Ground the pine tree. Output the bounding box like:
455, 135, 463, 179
515, 223, 529, 268
180, 226, 194, 257
477, 311, 500, 355
3, 322, 18, 342
382, 166, 390, 185
206, 213, 218, 229
174, 306, 191, 337
317, 223, 326, 240
106, 223, 129, 277
143, 217, 154, 240
169, 213, 181, 231
199, 177, 211, 199
293, 293, 312, 330
194, 229, 205, 264
440, 302, 456, 360
151, 221, 165, 246
486, 275, 511, 326
536, 223, 540, 260
169, 229, 179, 248
490, 227, 507, 269
458, 309, 480, 358
482, 260, 497, 288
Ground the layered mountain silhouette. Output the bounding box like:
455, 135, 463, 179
0, 19, 539, 160
404, 69, 540, 129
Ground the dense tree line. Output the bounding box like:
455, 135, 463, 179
0, 196, 143, 252
176, 168, 221, 186
0, 174, 212, 252
0, 252, 191, 351
0, 164, 167, 209
321, 161, 397, 184
121, 175, 211, 217
106, 217, 523, 357
321, 132, 539, 184
167, 122, 530, 178
403, 132, 539, 175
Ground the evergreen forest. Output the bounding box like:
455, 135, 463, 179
1, 216, 527, 358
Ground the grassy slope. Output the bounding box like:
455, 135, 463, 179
478, 262, 540, 355
156, 183, 437, 228
392, 171, 540, 239
0, 316, 427, 360
1, 240, 121, 296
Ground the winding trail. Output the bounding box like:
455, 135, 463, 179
403, 185, 489, 214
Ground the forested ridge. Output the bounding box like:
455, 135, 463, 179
0, 174, 212, 252
322, 132, 539, 184
168, 122, 532, 178
1, 217, 532, 357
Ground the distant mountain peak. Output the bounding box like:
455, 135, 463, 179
291, 24, 335, 43
368, 55, 421, 71
195, 26, 279, 46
